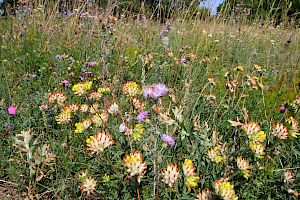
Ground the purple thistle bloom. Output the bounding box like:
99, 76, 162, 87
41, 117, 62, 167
136, 111, 148, 121
161, 134, 175, 147
143, 86, 154, 98
153, 82, 169, 97
143, 82, 169, 99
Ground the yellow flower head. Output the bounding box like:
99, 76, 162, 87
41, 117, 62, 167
249, 141, 265, 157
72, 81, 93, 96
182, 159, 196, 177
86, 131, 114, 154
132, 124, 144, 141
208, 146, 225, 164
55, 109, 72, 124
75, 122, 84, 133
185, 175, 199, 188
98, 87, 111, 94
92, 114, 103, 127
161, 164, 180, 187
122, 150, 147, 182
250, 131, 266, 143
122, 81, 140, 96
214, 179, 238, 200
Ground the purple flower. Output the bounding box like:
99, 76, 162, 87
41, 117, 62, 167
136, 111, 148, 121
153, 82, 169, 97
7, 125, 13, 129
279, 105, 286, 111
143, 86, 154, 98
161, 134, 175, 147
79, 76, 85, 81
143, 82, 169, 99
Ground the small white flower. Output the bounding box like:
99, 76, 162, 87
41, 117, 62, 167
119, 123, 126, 133
108, 103, 119, 114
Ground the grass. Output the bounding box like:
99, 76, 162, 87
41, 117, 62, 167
0, 2, 300, 199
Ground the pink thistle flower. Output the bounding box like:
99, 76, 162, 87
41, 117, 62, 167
7, 106, 17, 115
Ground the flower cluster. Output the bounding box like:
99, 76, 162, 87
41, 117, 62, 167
161, 164, 180, 187
182, 159, 199, 188
78, 170, 97, 196
122, 81, 140, 96
86, 131, 115, 155
72, 81, 93, 96
122, 150, 147, 183
242, 122, 266, 157
208, 146, 225, 164
214, 179, 238, 200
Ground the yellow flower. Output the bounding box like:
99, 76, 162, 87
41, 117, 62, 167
86, 131, 114, 154
55, 109, 72, 124
80, 177, 97, 196
161, 164, 180, 187
185, 175, 199, 188
132, 124, 144, 141
72, 81, 93, 96
92, 114, 103, 127
122, 150, 147, 183
102, 174, 110, 183
122, 81, 140, 96
250, 131, 266, 143
80, 104, 89, 112
214, 179, 238, 200
98, 87, 111, 94
249, 141, 265, 157
183, 159, 196, 177
75, 122, 84, 133
208, 146, 225, 164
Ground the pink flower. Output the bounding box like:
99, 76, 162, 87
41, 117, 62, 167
279, 105, 286, 111
61, 80, 69, 86
7, 106, 17, 115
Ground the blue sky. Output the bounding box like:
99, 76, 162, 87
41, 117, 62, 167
199, 0, 225, 15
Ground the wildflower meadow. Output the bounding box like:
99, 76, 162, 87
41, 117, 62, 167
0, 1, 300, 199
